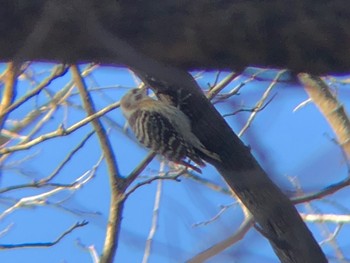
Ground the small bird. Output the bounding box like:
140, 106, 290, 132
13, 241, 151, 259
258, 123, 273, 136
120, 88, 220, 173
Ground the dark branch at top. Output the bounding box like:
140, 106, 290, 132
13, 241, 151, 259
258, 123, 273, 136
1, 0, 350, 74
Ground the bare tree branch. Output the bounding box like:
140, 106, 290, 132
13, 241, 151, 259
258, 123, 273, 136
0, 101, 120, 155
71, 64, 124, 263
142, 161, 165, 263
238, 69, 287, 136
0, 131, 95, 194
299, 73, 350, 159
126, 171, 183, 198
0, 221, 88, 249
290, 177, 347, 261
212, 69, 268, 104
124, 151, 157, 187
0, 64, 68, 120
0, 62, 20, 130
0, 162, 99, 221
301, 214, 350, 224
188, 215, 254, 263
77, 240, 100, 263
193, 202, 237, 227
206, 72, 240, 100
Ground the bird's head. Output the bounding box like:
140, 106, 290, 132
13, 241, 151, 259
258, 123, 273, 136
120, 88, 148, 117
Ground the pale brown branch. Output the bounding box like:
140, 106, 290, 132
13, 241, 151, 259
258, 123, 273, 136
0, 62, 20, 130
299, 73, 350, 159
71, 65, 123, 263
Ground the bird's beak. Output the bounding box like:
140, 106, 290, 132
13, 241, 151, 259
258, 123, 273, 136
139, 86, 148, 96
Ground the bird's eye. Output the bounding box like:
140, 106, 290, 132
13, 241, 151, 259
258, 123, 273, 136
131, 89, 138, 94
135, 94, 143, 100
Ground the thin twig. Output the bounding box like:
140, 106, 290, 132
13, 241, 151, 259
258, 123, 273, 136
223, 93, 276, 118
289, 177, 346, 260
0, 100, 120, 155
0, 221, 88, 249
193, 202, 236, 227
292, 176, 350, 204
126, 173, 183, 198
206, 72, 240, 100
0, 223, 14, 238
42, 130, 95, 182
142, 161, 165, 263
0, 79, 74, 149
188, 215, 254, 263
212, 69, 268, 104
319, 224, 343, 246
76, 239, 100, 263
0, 132, 97, 195
0, 162, 99, 221
0, 64, 69, 118
238, 69, 287, 136
293, 98, 312, 112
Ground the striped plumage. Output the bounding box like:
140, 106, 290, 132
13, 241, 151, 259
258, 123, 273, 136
120, 88, 219, 172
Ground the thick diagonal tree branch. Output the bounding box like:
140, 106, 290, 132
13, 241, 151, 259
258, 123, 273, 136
133, 66, 326, 263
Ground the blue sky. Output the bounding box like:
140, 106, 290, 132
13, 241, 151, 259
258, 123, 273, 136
0, 63, 349, 262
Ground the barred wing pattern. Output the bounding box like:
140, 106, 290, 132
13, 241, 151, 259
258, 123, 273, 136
128, 108, 205, 167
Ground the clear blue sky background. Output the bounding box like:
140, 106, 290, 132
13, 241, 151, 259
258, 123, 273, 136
0, 63, 349, 263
